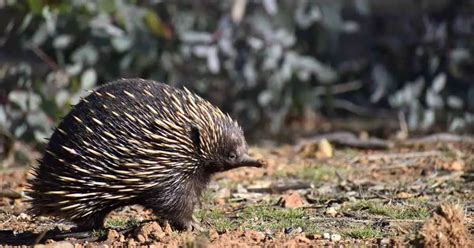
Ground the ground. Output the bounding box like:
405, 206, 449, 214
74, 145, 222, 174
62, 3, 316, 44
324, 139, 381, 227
0, 134, 473, 247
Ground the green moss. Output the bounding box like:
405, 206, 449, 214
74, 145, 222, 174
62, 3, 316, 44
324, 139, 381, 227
348, 200, 431, 219
275, 165, 345, 184
105, 217, 140, 230
239, 205, 320, 234
195, 208, 236, 233
200, 190, 216, 205
196, 204, 321, 235
91, 228, 107, 238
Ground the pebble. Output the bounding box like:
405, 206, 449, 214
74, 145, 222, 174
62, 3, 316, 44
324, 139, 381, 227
323, 233, 331, 240
282, 192, 304, 209
325, 207, 338, 217
136, 234, 146, 243
380, 238, 391, 246
330, 233, 341, 241
17, 213, 31, 221
107, 229, 120, 241
284, 227, 303, 235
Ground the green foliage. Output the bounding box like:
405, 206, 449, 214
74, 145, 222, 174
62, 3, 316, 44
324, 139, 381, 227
274, 165, 345, 185
344, 226, 383, 239
0, 0, 473, 154
347, 200, 431, 219
197, 204, 320, 234
105, 217, 140, 230
195, 208, 236, 233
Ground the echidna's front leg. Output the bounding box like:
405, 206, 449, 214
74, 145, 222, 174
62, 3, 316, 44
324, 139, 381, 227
172, 214, 203, 231
169, 210, 196, 231
74, 210, 109, 230
159, 194, 203, 231
189, 215, 204, 231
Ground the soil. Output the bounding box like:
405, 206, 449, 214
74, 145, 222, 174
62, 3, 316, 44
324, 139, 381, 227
0, 135, 473, 247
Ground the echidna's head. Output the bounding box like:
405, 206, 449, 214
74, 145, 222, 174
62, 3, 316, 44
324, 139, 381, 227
197, 120, 263, 173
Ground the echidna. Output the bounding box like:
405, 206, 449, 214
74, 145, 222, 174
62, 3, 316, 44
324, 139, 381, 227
27, 78, 262, 230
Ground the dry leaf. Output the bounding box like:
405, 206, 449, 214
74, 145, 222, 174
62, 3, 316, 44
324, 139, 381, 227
316, 139, 333, 159
396, 192, 414, 199
442, 160, 464, 172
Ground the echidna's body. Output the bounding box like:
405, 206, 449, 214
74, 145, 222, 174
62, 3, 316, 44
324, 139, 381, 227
27, 78, 261, 230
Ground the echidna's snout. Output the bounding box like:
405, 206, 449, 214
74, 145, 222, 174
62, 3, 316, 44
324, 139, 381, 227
231, 153, 263, 168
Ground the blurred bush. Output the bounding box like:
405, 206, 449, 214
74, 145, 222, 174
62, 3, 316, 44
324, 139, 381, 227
0, 0, 473, 153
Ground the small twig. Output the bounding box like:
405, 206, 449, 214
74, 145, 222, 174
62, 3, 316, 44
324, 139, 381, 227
396, 111, 409, 140
401, 133, 474, 145
364, 151, 442, 161
309, 216, 427, 223
27, 45, 59, 70
1, 216, 12, 226
374, 164, 421, 171
297, 132, 390, 151
332, 99, 373, 116
314, 80, 363, 96
0, 190, 22, 199
247, 182, 313, 193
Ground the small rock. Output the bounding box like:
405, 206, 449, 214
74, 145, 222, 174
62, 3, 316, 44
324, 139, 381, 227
119, 234, 126, 242
164, 222, 173, 234
284, 227, 303, 235
107, 229, 120, 241
299, 139, 334, 159
135, 221, 165, 242
396, 192, 413, 199
136, 234, 146, 243
127, 239, 137, 247
213, 198, 225, 206
359, 131, 369, 140
380, 238, 391, 246
282, 192, 304, 209
209, 229, 219, 240
330, 233, 341, 242
37, 216, 50, 222
17, 213, 31, 221
443, 160, 464, 171
84, 243, 95, 248
323, 232, 331, 240
331, 203, 341, 210
325, 207, 338, 217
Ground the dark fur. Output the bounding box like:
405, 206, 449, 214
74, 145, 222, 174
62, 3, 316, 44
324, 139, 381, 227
27, 79, 254, 230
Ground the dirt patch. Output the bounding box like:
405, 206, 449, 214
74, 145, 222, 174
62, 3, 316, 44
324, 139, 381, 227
419, 204, 473, 247
1, 138, 473, 246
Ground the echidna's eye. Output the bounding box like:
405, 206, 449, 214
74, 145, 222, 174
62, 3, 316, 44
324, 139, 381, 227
228, 152, 237, 160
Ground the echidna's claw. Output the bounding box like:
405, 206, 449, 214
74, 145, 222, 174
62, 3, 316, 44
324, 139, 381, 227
186, 216, 204, 232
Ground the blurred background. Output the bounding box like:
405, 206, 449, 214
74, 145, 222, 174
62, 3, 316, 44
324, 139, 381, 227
1, 0, 473, 167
